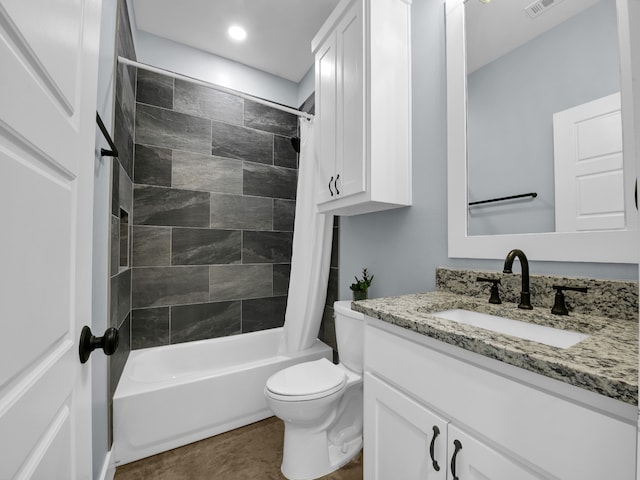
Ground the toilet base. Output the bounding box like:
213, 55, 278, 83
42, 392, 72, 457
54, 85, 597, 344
280, 424, 362, 480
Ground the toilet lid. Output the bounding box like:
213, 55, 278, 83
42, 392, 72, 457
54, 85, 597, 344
266, 358, 346, 398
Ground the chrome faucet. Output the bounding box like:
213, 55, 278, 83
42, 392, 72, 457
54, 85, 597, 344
503, 249, 533, 310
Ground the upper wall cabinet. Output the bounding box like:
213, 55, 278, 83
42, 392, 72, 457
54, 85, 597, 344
312, 0, 412, 216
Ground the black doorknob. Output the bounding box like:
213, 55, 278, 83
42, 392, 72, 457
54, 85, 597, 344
79, 326, 119, 364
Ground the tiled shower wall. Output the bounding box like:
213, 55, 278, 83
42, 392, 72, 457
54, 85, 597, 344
109, 0, 135, 442
129, 69, 300, 347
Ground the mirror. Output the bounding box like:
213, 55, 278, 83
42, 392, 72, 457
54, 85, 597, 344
446, 0, 638, 263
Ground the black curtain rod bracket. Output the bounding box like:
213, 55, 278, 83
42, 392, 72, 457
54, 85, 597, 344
469, 192, 537, 207
96, 112, 119, 158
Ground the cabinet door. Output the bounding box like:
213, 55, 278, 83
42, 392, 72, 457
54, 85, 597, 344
365, 373, 448, 480
447, 425, 544, 480
316, 33, 338, 204
335, 0, 365, 199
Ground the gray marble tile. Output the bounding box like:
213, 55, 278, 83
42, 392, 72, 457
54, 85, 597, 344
119, 163, 133, 214
136, 103, 212, 155
114, 99, 134, 178
242, 296, 287, 333
132, 266, 209, 308
319, 305, 337, 351
174, 80, 243, 125
132, 226, 171, 266
172, 228, 241, 265
211, 120, 273, 164
116, 0, 136, 61
243, 231, 293, 264
119, 210, 129, 268
299, 92, 315, 115
210, 193, 272, 230
171, 301, 241, 344
109, 313, 130, 400
243, 163, 297, 200
172, 150, 242, 194
116, 63, 136, 135
133, 185, 210, 227
111, 215, 119, 276
244, 100, 298, 137
134, 144, 172, 187
274, 135, 298, 169
273, 264, 291, 296
111, 160, 120, 216
209, 264, 273, 301
110, 274, 118, 329
331, 226, 339, 268
273, 199, 296, 231
326, 267, 339, 308
136, 69, 173, 109
117, 268, 131, 325
131, 307, 170, 349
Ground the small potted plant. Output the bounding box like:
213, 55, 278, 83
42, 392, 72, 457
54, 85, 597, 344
350, 268, 374, 301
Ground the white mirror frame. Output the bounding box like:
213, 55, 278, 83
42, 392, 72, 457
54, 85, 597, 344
446, 0, 639, 263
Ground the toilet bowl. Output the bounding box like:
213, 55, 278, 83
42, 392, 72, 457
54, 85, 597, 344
265, 301, 364, 480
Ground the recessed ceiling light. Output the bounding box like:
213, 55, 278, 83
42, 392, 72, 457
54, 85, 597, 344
228, 25, 247, 42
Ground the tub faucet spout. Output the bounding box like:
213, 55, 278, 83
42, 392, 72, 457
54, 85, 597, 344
503, 249, 533, 310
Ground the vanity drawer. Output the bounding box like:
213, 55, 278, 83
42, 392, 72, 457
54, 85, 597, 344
364, 321, 636, 479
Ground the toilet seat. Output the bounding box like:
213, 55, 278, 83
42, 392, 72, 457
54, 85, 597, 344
265, 358, 346, 402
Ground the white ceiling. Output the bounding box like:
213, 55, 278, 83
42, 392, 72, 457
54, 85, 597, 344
131, 0, 340, 83
465, 0, 601, 73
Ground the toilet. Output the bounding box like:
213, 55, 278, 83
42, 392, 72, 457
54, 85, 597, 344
264, 300, 364, 480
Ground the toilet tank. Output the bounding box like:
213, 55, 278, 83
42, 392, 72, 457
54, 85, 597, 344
334, 300, 365, 373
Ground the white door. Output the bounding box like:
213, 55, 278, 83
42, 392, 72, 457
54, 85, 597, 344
553, 93, 626, 232
0, 0, 101, 478
447, 425, 544, 480
364, 373, 448, 480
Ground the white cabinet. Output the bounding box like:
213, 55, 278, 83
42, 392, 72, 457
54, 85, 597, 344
363, 320, 637, 480
365, 373, 540, 480
312, 0, 412, 216
365, 373, 447, 479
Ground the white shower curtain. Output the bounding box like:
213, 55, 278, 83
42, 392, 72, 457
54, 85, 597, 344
280, 118, 334, 354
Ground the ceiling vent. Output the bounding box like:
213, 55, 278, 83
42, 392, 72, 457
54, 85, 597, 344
525, 0, 565, 18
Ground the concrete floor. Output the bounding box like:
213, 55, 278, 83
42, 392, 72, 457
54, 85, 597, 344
114, 416, 363, 480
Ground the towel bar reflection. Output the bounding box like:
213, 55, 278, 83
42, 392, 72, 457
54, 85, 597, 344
469, 192, 537, 207
96, 111, 119, 158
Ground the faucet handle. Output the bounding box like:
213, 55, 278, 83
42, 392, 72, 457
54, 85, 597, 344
476, 277, 502, 304
551, 285, 588, 316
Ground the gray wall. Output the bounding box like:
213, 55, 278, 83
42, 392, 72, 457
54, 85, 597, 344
467, 0, 619, 235
339, 0, 637, 303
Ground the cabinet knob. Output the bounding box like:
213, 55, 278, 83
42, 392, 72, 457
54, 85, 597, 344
329, 176, 334, 196
451, 439, 462, 480
429, 425, 441, 471
335, 174, 340, 195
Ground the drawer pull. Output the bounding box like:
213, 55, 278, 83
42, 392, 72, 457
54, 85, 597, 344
429, 425, 441, 471
329, 176, 334, 196
451, 439, 462, 480
335, 173, 340, 195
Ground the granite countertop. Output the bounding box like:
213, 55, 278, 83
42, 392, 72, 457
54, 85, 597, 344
352, 291, 638, 405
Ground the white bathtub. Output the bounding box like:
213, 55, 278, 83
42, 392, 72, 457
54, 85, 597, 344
113, 327, 332, 465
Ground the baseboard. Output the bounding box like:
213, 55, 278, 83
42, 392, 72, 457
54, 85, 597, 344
98, 449, 116, 480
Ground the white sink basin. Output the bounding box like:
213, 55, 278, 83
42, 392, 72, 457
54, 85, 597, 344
432, 309, 589, 349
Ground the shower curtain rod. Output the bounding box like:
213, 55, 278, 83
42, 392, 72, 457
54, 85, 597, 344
117, 56, 314, 120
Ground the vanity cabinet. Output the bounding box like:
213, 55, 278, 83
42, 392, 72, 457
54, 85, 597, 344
312, 0, 412, 216
363, 320, 637, 480
366, 374, 539, 480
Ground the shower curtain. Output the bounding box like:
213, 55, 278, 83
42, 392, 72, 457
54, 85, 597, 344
280, 118, 334, 354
